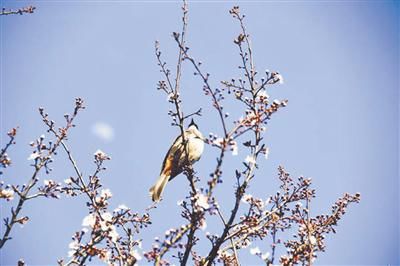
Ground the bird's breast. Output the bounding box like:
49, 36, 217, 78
187, 137, 204, 162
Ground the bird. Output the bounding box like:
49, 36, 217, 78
149, 119, 204, 202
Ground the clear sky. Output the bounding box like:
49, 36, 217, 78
1, 0, 398, 265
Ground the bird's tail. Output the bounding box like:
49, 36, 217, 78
149, 174, 170, 202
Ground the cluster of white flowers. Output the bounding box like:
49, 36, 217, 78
43, 179, 56, 186
255, 90, 270, 104
250, 246, 261, 255
100, 188, 113, 199
114, 204, 129, 212
95, 188, 113, 205
0, 188, 14, 201
94, 149, 110, 161
250, 246, 270, 261
199, 219, 207, 231
63, 178, 73, 185
81, 212, 119, 242
82, 213, 96, 228
195, 193, 210, 210
264, 147, 270, 160
211, 137, 224, 148
99, 250, 111, 263
241, 194, 253, 203
245, 155, 256, 165
131, 249, 142, 262
94, 149, 106, 157
273, 99, 281, 106
268, 72, 284, 85
244, 111, 258, 126
309, 235, 317, 245
67, 240, 79, 257
166, 92, 175, 102
208, 134, 238, 156
27, 151, 40, 161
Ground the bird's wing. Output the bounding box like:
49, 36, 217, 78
160, 135, 183, 175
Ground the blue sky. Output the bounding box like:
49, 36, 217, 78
1, 0, 398, 265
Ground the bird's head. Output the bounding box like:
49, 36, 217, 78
188, 118, 199, 130
187, 118, 204, 140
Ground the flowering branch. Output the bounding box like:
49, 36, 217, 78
0, 6, 35, 16
42, 117, 150, 265
0, 98, 84, 249
0, 128, 17, 173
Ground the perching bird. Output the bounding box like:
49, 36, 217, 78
149, 119, 204, 202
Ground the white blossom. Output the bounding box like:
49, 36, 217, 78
94, 149, 110, 160
100, 188, 113, 199
99, 213, 113, 232
197, 193, 209, 209
82, 213, 96, 228
131, 249, 142, 261
27, 152, 40, 161
259, 90, 269, 98
264, 147, 270, 160
250, 246, 261, 255
212, 137, 224, 147
68, 240, 79, 250
0, 188, 14, 200
269, 72, 284, 84
232, 146, 238, 156
102, 212, 113, 222
261, 252, 270, 260
108, 225, 119, 242
67, 240, 79, 257
99, 220, 108, 231
67, 250, 76, 258
246, 111, 257, 126
167, 92, 175, 101
114, 204, 129, 212
309, 235, 317, 245
265, 197, 272, 206
273, 99, 281, 105
245, 155, 256, 165
241, 194, 252, 203
94, 149, 106, 157
64, 178, 73, 185
218, 250, 232, 257
276, 73, 284, 84
200, 219, 207, 231
100, 250, 111, 262
256, 90, 270, 102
